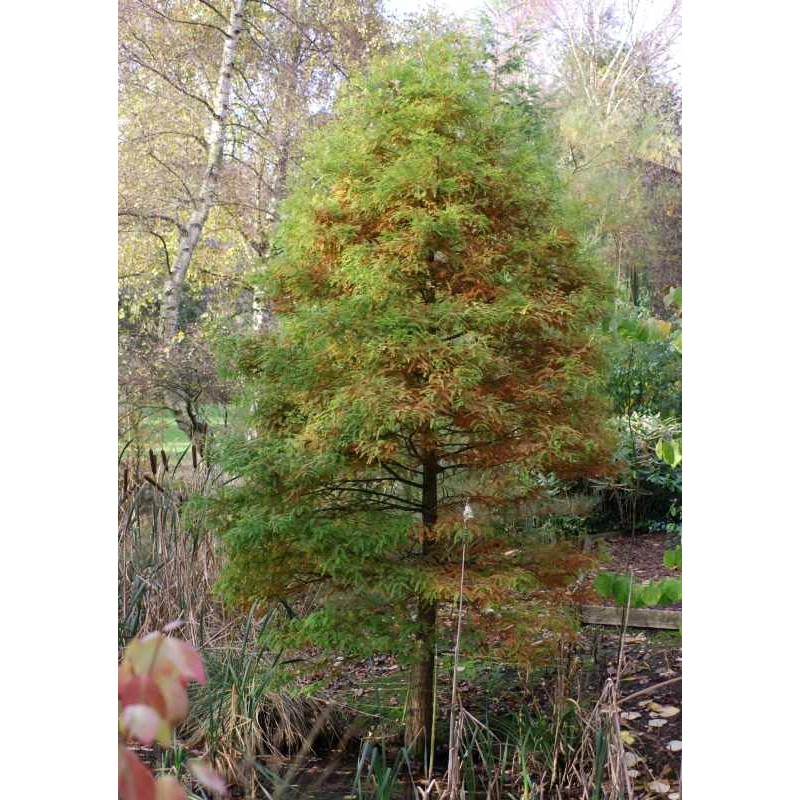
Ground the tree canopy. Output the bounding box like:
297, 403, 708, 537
210, 37, 616, 753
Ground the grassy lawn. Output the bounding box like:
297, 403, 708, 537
120, 405, 230, 458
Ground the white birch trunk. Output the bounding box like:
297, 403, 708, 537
160, 0, 247, 344
158, 0, 247, 451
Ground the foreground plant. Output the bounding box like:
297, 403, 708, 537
212, 36, 614, 758
118, 628, 227, 799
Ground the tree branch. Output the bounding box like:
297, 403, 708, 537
139, 0, 229, 37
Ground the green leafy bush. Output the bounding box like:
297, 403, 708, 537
606, 303, 681, 419
590, 413, 681, 532
594, 571, 681, 607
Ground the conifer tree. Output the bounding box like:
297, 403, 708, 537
213, 37, 614, 758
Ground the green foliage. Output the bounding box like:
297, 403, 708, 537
458, 704, 582, 797
497, 472, 598, 545
211, 36, 615, 668
664, 546, 682, 570
606, 302, 681, 419
664, 287, 682, 313
591, 413, 681, 531
655, 436, 682, 468
352, 743, 414, 800
594, 571, 681, 608
594, 361, 683, 533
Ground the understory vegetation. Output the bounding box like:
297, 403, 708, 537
119, 2, 682, 798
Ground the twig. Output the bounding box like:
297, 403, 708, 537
619, 676, 682, 704
446, 533, 468, 799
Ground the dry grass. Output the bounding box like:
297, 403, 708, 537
118, 448, 230, 646
564, 679, 635, 800
118, 451, 659, 800
119, 452, 349, 798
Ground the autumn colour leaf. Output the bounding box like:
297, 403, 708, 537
189, 760, 229, 797
120, 704, 162, 746
118, 668, 168, 718
125, 632, 206, 687
119, 746, 156, 800
119, 633, 214, 799
120, 633, 206, 731
209, 36, 615, 755
154, 776, 187, 800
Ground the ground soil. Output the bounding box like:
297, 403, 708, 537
135, 533, 682, 798
276, 532, 683, 798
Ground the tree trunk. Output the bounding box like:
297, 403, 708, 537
404, 455, 439, 761
253, 38, 303, 332
405, 597, 437, 762
158, 0, 247, 449
172, 393, 210, 455
159, 0, 246, 343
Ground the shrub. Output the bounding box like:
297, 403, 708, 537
118, 629, 227, 799
590, 413, 681, 532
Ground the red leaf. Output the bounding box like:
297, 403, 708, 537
151, 659, 189, 724
164, 638, 206, 685
123, 633, 205, 726
155, 776, 187, 800
119, 746, 156, 800
125, 634, 206, 687
189, 760, 228, 797
119, 670, 168, 718
120, 704, 162, 745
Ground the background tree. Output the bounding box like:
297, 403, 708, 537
118, 0, 388, 451
481, 0, 682, 311
119, 0, 248, 449
211, 37, 615, 758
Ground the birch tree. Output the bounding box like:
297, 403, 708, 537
118, 0, 387, 447
158, 0, 247, 346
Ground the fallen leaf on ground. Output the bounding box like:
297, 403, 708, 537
624, 634, 646, 644
620, 730, 636, 745
621, 711, 641, 721
648, 780, 670, 794
623, 752, 638, 768
648, 702, 664, 713
666, 740, 682, 751
648, 718, 667, 728
657, 706, 680, 718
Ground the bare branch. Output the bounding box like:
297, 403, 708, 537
119, 209, 186, 235
139, 0, 229, 37
149, 229, 172, 274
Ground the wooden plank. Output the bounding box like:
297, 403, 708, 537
580, 605, 681, 630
